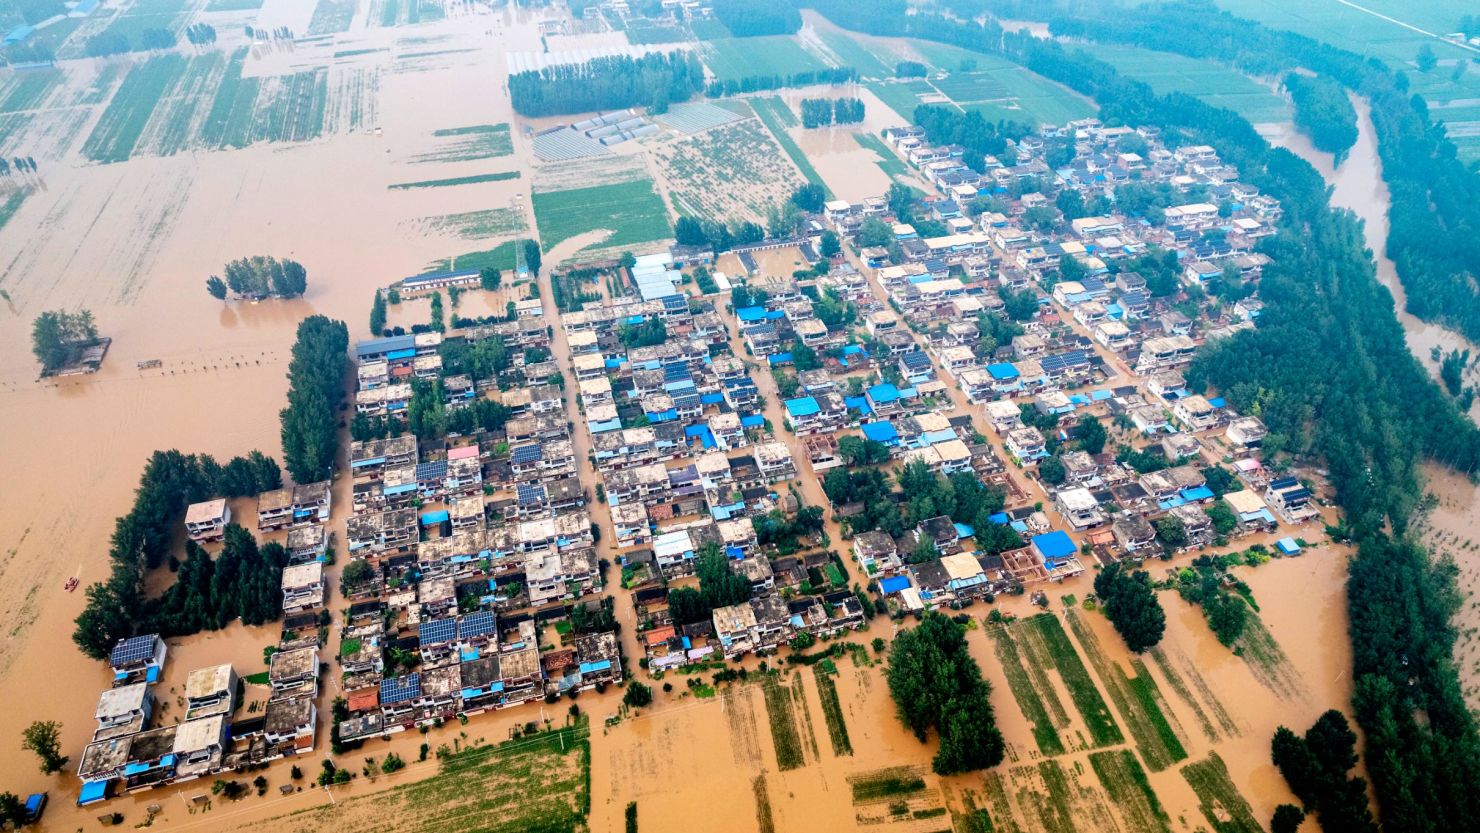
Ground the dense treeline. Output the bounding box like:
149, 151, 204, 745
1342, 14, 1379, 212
509, 51, 704, 116
279, 316, 349, 484
1092, 563, 1165, 652
705, 66, 856, 97
1283, 72, 1358, 162
913, 104, 1026, 171
712, 0, 800, 36
152, 526, 289, 634
72, 450, 285, 659
667, 542, 753, 626
1046, 1, 1480, 344
797, 1, 1480, 826
1271, 710, 1378, 833
799, 97, 865, 127
887, 613, 1005, 774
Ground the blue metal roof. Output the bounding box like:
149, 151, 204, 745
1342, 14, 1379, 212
1032, 530, 1077, 562
867, 383, 900, 403
421, 509, 450, 525
356, 334, 415, 359
987, 362, 1019, 380
419, 617, 457, 645
861, 421, 898, 443
737, 306, 767, 322
380, 673, 421, 705
740, 414, 766, 427
845, 395, 872, 414
785, 396, 820, 417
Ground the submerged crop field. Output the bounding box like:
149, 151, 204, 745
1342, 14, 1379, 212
650, 119, 804, 222
412, 123, 513, 163
1065, 610, 1187, 771
750, 97, 829, 193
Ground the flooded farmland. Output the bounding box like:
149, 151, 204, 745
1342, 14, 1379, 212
0, 3, 1420, 832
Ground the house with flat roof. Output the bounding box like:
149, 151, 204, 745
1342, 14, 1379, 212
1056, 487, 1105, 530
263, 694, 316, 754
172, 715, 227, 781
184, 499, 230, 542
93, 683, 153, 742
281, 562, 325, 613
184, 664, 237, 721
257, 486, 294, 530
269, 646, 319, 700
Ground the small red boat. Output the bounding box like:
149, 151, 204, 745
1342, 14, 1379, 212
64, 577, 78, 592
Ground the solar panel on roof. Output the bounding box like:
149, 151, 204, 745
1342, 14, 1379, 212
419, 618, 457, 646
380, 673, 421, 705
110, 635, 156, 666
511, 444, 543, 464
416, 460, 447, 480
516, 483, 547, 504
459, 611, 496, 640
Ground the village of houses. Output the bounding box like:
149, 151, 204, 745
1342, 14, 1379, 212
69, 115, 1323, 805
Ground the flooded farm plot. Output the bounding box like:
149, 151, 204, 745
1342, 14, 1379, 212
648, 118, 805, 222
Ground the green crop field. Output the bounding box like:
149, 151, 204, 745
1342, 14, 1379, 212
931, 71, 1010, 103
1090, 750, 1173, 833
865, 79, 935, 121
82, 53, 187, 163
0, 188, 29, 233
415, 207, 525, 240
990, 621, 1068, 756
761, 675, 805, 770
1022, 614, 1123, 748
532, 177, 671, 252
307, 0, 357, 35
420, 240, 519, 276
853, 132, 909, 179
701, 36, 828, 83
370, 0, 446, 28
812, 667, 852, 756
1065, 610, 1187, 771
0, 70, 63, 113
389, 171, 520, 189
816, 30, 895, 78
412, 123, 513, 163
1181, 753, 1263, 833
1087, 43, 1291, 123
624, 18, 689, 44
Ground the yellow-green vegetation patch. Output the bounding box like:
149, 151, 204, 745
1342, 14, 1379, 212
650, 118, 805, 222
239, 721, 589, 833
1232, 613, 1304, 699
853, 132, 909, 179
1020, 613, 1123, 748
848, 766, 927, 803
389, 171, 520, 189
812, 665, 852, 755
981, 772, 1025, 833
701, 35, 827, 84
1064, 610, 1186, 771
989, 620, 1067, 756
1180, 753, 1263, 833
789, 671, 821, 762
411, 122, 513, 163
753, 775, 776, 833
1148, 646, 1239, 742
411, 208, 525, 241
419, 241, 519, 276
1088, 749, 1171, 833
531, 178, 671, 252
760, 673, 805, 770
307, 0, 357, 36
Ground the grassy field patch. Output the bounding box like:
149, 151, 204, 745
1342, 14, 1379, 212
95, 0, 190, 52
414, 208, 525, 240
812, 665, 852, 756
389, 171, 520, 189
412, 122, 513, 163
848, 767, 927, 803
1181, 752, 1263, 833
419, 241, 519, 276
989, 621, 1067, 756
701, 36, 827, 84
761, 674, 805, 770
651, 117, 804, 221
816, 30, 894, 78
532, 178, 671, 252
852, 132, 909, 179
865, 79, 935, 120
82, 53, 186, 163
1065, 609, 1186, 771
1022, 613, 1123, 748
0, 70, 63, 114
1089, 749, 1171, 833
1088, 43, 1290, 123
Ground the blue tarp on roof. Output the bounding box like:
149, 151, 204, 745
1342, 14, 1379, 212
861, 421, 899, 444
1207, 397, 1227, 409
1181, 485, 1214, 502
686, 425, 716, 448
954, 523, 975, 539
737, 306, 767, 322
987, 362, 1020, 380
879, 576, 911, 594
1032, 530, 1077, 563
420, 510, 450, 526
785, 397, 820, 417
1069, 394, 1090, 406
988, 512, 1010, 525
741, 414, 766, 428
700, 392, 725, 405
1091, 389, 1113, 401
78, 780, 108, 805
845, 396, 872, 414
867, 383, 900, 403
843, 345, 865, 355
387, 348, 416, 361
